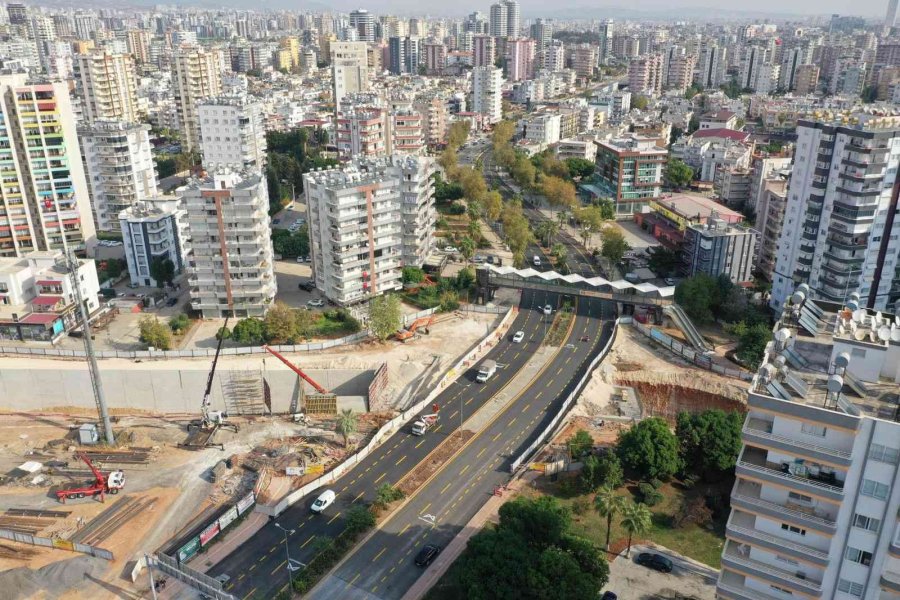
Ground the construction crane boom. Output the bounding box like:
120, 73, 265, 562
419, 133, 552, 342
262, 345, 328, 394
79, 453, 105, 485
202, 317, 230, 423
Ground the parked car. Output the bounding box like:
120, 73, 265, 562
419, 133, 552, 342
307, 299, 325, 308
297, 256, 304, 263
635, 552, 673, 573
512, 330, 525, 343
443, 245, 458, 253
543, 304, 553, 316
664, 277, 676, 286
473, 255, 486, 263
601, 593, 618, 600
215, 574, 230, 586
310, 490, 335, 513
298, 281, 315, 291
166, 298, 178, 307
533, 255, 541, 267
414, 544, 441, 567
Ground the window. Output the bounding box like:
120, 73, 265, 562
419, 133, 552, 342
852, 513, 880, 533
861, 479, 890, 500
868, 444, 900, 465
781, 523, 806, 536
850, 348, 866, 358
838, 579, 864, 597
776, 555, 799, 566
845, 546, 873, 566
771, 584, 794, 595
788, 492, 813, 504
801, 423, 827, 437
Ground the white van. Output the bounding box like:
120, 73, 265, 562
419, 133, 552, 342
533, 256, 541, 267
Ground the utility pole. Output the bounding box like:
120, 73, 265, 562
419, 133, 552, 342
67, 250, 114, 445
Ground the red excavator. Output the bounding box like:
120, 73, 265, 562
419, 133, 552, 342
396, 314, 435, 342
56, 453, 125, 503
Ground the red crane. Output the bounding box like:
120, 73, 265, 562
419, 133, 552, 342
56, 454, 125, 503
263, 345, 329, 394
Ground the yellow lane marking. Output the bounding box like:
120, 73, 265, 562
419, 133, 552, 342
415, 439, 426, 448
327, 511, 342, 524
433, 424, 443, 433
476, 447, 486, 458
449, 410, 459, 420
243, 588, 257, 599
508, 418, 517, 427
270, 560, 286, 575
353, 491, 365, 503
373, 547, 387, 562
492, 432, 502, 441
346, 573, 361, 588
396, 455, 407, 466
374, 472, 386, 484
459, 465, 470, 476
399, 523, 411, 535
300, 534, 315, 548
419, 502, 432, 514
440, 482, 452, 493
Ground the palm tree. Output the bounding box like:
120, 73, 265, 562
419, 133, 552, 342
620, 501, 652, 557
336, 409, 358, 448
594, 487, 627, 551
459, 237, 476, 264
535, 221, 558, 247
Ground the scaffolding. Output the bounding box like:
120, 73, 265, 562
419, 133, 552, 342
221, 370, 268, 415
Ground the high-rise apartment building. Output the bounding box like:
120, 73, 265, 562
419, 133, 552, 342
126, 30, 151, 65
198, 95, 266, 171
7, 3, 27, 26
595, 134, 667, 217
489, 0, 519, 38
73, 51, 139, 125
472, 66, 503, 125
388, 36, 420, 75
770, 115, 900, 313
666, 53, 697, 93
472, 35, 496, 68
716, 286, 900, 600
572, 45, 598, 80
542, 40, 565, 72
336, 109, 387, 159
182, 170, 276, 318
303, 155, 436, 305
598, 19, 614, 64
506, 38, 535, 82
79, 121, 158, 233
628, 53, 664, 96
794, 64, 820, 95
696, 43, 728, 89
349, 9, 375, 43
172, 46, 223, 153
423, 43, 446, 75
886, 0, 899, 28
0, 73, 95, 257
530, 18, 552, 51
119, 198, 185, 288
414, 95, 449, 146
331, 41, 370, 111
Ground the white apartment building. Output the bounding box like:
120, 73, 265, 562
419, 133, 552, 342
472, 66, 503, 125
522, 113, 561, 146
335, 109, 388, 159
119, 198, 185, 288
696, 44, 728, 89
73, 51, 139, 124
172, 46, 223, 153
717, 286, 900, 600
303, 155, 436, 305
770, 115, 900, 313
79, 121, 158, 233
0, 73, 95, 257
331, 41, 369, 112
181, 170, 276, 318
198, 95, 266, 171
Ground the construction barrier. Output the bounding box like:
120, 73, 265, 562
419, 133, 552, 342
509, 318, 620, 473
0, 528, 113, 560
153, 554, 236, 600
260, 305, 519, 517
630, 320, 753, 381
173, 490, 256, 564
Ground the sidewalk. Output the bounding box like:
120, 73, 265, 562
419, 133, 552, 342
401, 471, 539, 600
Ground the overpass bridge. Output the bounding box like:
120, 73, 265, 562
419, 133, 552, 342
477, 265, 676, 308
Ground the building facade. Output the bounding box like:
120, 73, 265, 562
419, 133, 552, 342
198, 95, 266, 171
594, 135, 667, 217
119, 198, 184, 288
172, 46, 223, 153
472, 66, 503, 125
682, 217, 758, 283
73, 51, 139, 125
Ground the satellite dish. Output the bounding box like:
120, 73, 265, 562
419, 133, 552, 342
870, 331, 878, 343
876, 311, 883, 326
827, 375, 844, 393
835, 352, 851, 368
852, 309, 866, 323
775, 328, 792, 343
774, 355, 787, 368
846, 300, 858, 311
878, 326, 890, 341
791, 290, 806, 305
855, 329, 867, 341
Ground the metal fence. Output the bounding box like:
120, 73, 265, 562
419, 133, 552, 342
630, 320, 753, 381
0, 528, 113, 560
153, 553, 235, 600
509, 318, 620, 473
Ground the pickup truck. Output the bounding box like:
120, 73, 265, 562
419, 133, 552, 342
411, 414, 439, 435
476, 359, 497, 383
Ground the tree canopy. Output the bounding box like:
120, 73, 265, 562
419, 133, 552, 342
616, 417, 681, 480
149, 257, 175, 288
369, 295, 402, 341
676, 410, 744, 477
564, 157, 596, 180
600, 226, 630, 263
664, 159, 694, 190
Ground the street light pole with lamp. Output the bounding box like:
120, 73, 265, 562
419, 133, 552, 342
274, 522, 304, 590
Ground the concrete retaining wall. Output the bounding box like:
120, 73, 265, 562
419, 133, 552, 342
0, 365, 373, 414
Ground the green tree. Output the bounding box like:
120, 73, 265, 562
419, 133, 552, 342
510, 154, 537, 188
482, 190, 503, 222
551, 243, 569, 274
567, 429, 593, 459
594, 486, 628, 551
594, 198, 616, 220
344, 504, 376, 533
336, 408, 358, 448
664, 158, 694, 190
231, 318, 266, 345
616, 417, 681, 480
149, 257, 176, 288
574, 206, 606, 249
728, 320, 773, 369
632, 95, 649, 110
459, 236, 476, 264
215, 325, 232, 341
599, 226, 630, 264
369, 295, 402, 341
676, 410, 744, 477
541, 176, 577, 216
438, 146, 459, 177
646, 246, 681, 276
620, 501, 652, 557
564, 157, 596, 179
168, 313, 190, 334
581, 452, 623, 492
535, 220, 559, 247
401, 266, 425, 284
674, 274, 720, 323
138, 316, 172, 350
374, 483, 404, 509
447, 121, 471, 149
264, 302, 299, 343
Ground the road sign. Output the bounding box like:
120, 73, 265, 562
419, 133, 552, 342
306, 464, 325, 475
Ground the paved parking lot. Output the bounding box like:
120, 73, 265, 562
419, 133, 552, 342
614, 220, 660, 251
604, 544, 718, 600
274, 259, 323, 307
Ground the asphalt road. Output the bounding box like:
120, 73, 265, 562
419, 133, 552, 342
311, 296, 615, 599
207, 289, 557, 598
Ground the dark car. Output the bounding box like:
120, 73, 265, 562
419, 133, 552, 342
298, 281, 315, 291
635, 552, 673, 573
166, 297, 178, 307
414, 544, 441, 567
601, 593, 618, 600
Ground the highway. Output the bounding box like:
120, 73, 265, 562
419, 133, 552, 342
310, 296, 615, 599
206, 289, 557, 598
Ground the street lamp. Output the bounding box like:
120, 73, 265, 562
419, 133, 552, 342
274, 522, 300, 590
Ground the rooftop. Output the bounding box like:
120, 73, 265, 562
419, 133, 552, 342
692, 128, 750, 142
653, 193, 743, 222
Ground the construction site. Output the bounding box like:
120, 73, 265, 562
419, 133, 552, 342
0, 303, 502, 599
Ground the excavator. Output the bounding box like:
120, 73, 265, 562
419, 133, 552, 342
396, 314, 435, 342
56, 453, 125, 503
181, 317, 239, 450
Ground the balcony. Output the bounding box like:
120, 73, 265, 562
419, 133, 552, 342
742, 418, 853, 466
736, 447, 844, 502
730, 483, 837, 535
717, 571, 793, 600
882, 571, 900, 593
727, 510, 830, 567
721, 541, 822, 596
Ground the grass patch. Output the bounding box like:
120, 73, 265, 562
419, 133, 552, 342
544, 305, 574, 346
313, 311, 361, 337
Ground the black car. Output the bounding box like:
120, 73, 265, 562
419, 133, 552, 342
166, 297, 178, 307
635, 552, 673, 573
601, 593, 618, 600
414, 544, 441, 567
298, 281, 315, 291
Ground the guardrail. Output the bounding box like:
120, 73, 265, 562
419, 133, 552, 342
509, 317, 619, 473
257, 306, 518, 517
0, 527, 113, 560
630, 320, 753, 381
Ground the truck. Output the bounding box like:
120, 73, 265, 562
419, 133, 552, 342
56, 453, 125, 503
476, 359, 497, 383
411, 413, 439, 435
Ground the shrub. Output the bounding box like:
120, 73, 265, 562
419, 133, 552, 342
374, 483, 404, 510
168, 313, 191, 334
649, 478, 663, 490
571, 497, 591, 515
138, 316, 172, 350
638, 482, 664, 506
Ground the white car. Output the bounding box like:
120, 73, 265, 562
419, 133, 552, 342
311, 489, 335, 513
533, 256, 542, 267
307, 299, 325, 308
543, 304, 553, 315
443, 245, 459, 253
512, 331, 525, 343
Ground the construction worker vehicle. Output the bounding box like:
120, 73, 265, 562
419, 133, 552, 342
56, 453, 124, 503
411, 413, 439, 435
